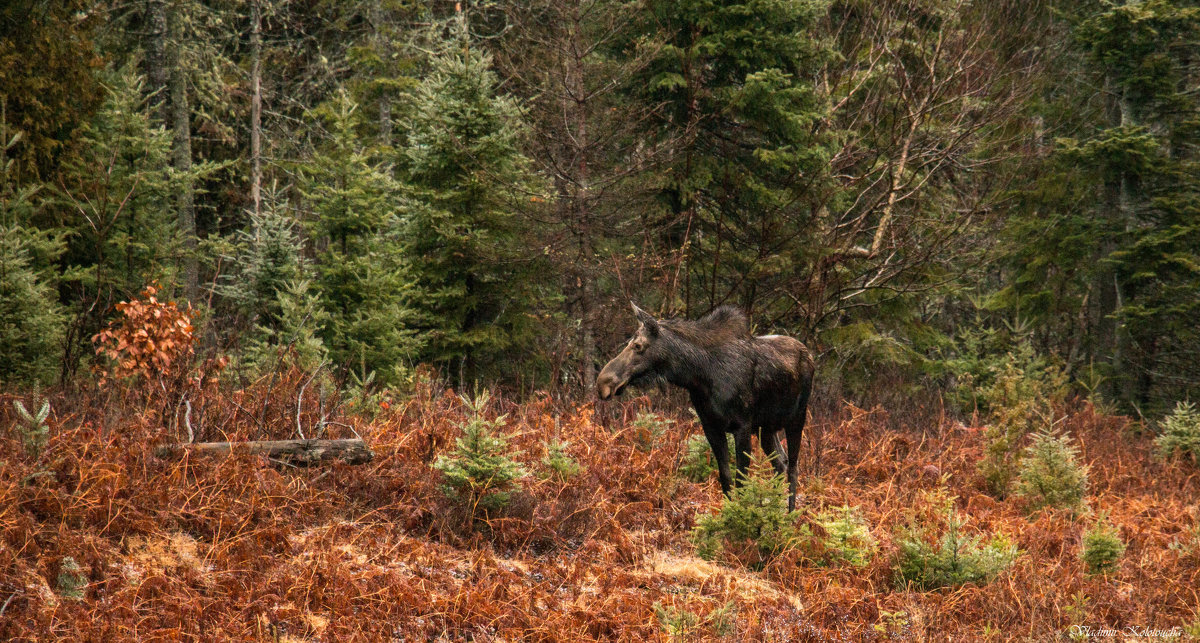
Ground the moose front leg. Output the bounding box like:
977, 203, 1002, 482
701, 420, 733, 496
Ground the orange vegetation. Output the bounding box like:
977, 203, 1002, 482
1, 375, 1198, 641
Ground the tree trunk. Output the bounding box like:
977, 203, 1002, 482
155, 439, 374, 466
1096, 79, 1136, 405
169, 5, 198, 300
571, 10, 595, 393
372, 0, 392, 143
249, 0, 262, 216
144, 0, 170, 125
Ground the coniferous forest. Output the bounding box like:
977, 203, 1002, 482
2, 0, 1199, 639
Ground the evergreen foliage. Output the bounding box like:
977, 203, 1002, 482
1155, 401, 1200, 465
817, 505, 877, 568
0, 224, 67, 386
432, 391, 527, 516
678, 433, 735, 483
692, 457, 802, 569
56, 556, 86, 600
1015, 429, 1090, 514
299, 91, 422, 385
894, 503, 1020, 590
637, 0, 830, 315
240, 279, 330, 375
0, 0, 104, 183
0, 0, 1197, 426
11, 396, 50, 458
399, 16, 544, 382
1081, 514, 1126, 575
221, 187, 328, 374
55, 64, 215, 295
977, 346, 1068, 497
222, 186, 305, 332
541, 439, 581, 481
1001, 0, 1200, 414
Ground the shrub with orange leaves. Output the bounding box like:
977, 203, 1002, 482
92, 285, 195, 386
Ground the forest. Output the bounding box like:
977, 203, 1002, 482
1, 0, 1199, 640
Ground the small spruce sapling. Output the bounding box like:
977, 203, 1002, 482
56, 556, 85, 599
541, 438, 581, 481
1014, 429, 1089, 513
817, 505, 877, 567
678, 433, 735, 483
432, 391, 526, 517
894, 491, 1019, 589
1080, 514, 1125, 575
1155, 401, 1200, 465
12, 396, 50, 458
692, 456, 802, 569
975, 345, 1067, 497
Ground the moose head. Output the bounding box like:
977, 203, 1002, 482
596, 303, 664, 400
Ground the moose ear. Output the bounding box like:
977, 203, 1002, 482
630, 301, 659, 336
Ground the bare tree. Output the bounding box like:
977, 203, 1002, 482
785, 0, 1044, 336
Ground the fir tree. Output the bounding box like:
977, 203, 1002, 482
241, 279, 329, 375
634, 0, 831, 315
222, 185, 305, 331
0, 185, 67, 385
1156, 401, 1200, 465
51, 64, 218, 375
298, 91, 422, 385
817, 505, 877, 568
1002, 0, 1200, 413
692, 456, 801, 569
1015, 429, 1090, 513
433, 391, 527, 516
894, 507, 1020, 590
1081, 513, 1126, 575
400, 15, 544, 383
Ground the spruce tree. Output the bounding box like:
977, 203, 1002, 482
400, 15, 544, 384
1002, 0, 1200, 413
0, 223, 67, 385
634, 0, 831, 315
433, 391, 526, 516
222, 185, 306, 333
1015, 429, 1090, 513
0, 116, 67, 385
298, 91, 422, 385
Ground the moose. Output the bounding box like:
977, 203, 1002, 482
597, 303, 815, 510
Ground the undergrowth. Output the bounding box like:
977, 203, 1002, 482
1, 357, 1198, 640
432, 391, 526, 518
692, 457, 803, 570
1156, 401, 1200, 464
893, 489, 1020, 589
1014, 429, 1089, 514
1080, 513, 1125, 575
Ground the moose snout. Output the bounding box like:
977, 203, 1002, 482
597, 378, 615, 400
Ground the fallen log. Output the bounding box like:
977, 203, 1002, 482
155, 438, 373, 466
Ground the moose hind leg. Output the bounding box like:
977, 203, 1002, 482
733, 423, 753, 487
784, 418, 805, 512
759, 426, 787, 478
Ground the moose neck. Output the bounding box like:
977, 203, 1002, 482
658, 330, 716, 394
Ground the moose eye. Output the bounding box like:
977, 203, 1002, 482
632, 341, 646, 353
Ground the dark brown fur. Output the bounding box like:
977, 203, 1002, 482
597, 304, 814, 510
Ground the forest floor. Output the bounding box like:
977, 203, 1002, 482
2, 374, 1198, 641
